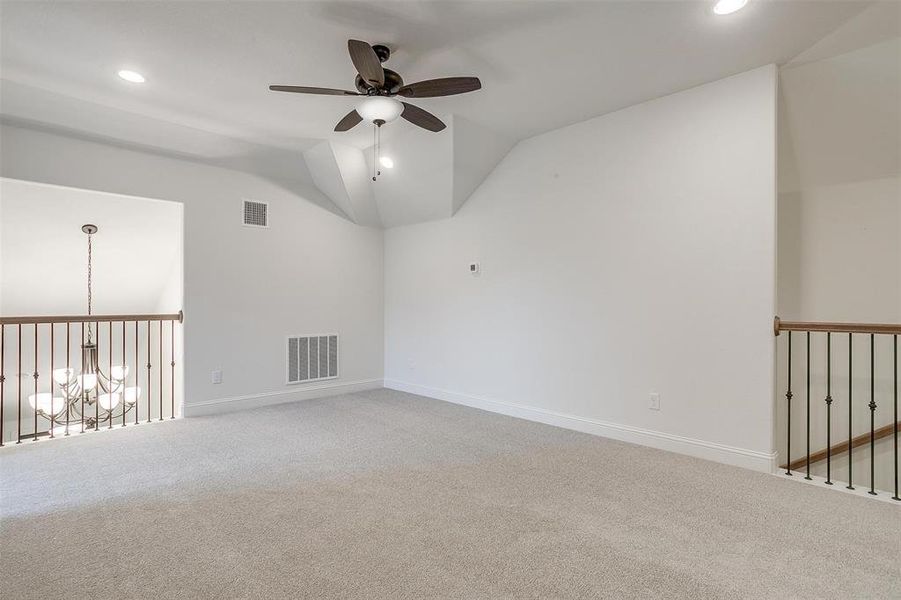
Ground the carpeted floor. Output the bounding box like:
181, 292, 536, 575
1, 389, 899, 599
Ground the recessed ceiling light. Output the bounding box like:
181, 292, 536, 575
713, 0, 747, 15
379, 156, 394, 169
117, 69, 146, 83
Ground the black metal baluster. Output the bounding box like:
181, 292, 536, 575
33, 324, 38, 441
805, 331, 812, 480
785, 331, 793, 476
869, 334, 877, 495
65, 323, 70, 436
134, 320, 139, 426
847, 333, 853, 489
16, 324, 21, 444
49, 324, 54, 439
122, 321, 126, 428
0, 324, 5, 447
825, 332, 832, 484
158, 320, 163, 421
147, 320, 151, 423
170, 320, 175, 419
893, 335, 898, 501
108, 320, 113, 429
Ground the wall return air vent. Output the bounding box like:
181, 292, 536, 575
243, 199, 269, 227
287, 335, 338, 384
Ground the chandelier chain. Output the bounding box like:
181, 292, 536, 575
86, 230, 93, 342
87, 231, 93, 316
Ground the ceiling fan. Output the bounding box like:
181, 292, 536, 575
269, 39, 481, 133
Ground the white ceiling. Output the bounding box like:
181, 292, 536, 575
0, 0, 877, 226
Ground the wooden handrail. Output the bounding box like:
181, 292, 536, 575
780, 421, 900, 471
0, 310, 183, 325
774, 316, 901, 336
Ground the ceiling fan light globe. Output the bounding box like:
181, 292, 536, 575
357, 97, 403, 123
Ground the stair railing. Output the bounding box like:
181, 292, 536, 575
774, 316, 900, 500
0, 311, 183, 445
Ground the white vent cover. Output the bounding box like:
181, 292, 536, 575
287, 335, 338, 384
243, 199, 269, 227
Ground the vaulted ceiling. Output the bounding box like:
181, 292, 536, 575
0, 0, 873, 227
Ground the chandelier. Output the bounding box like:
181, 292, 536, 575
27, 224, 141, 430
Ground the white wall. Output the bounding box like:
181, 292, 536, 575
0, 123, 384, 418
775, 34, 900, 489
778, 36, 900, 323
0, 178, 183, 316
384, 66, 778, 471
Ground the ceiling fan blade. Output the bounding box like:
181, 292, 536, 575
400, 102, 446, 132
397, 77, 481, 98
334, 109, 363, 132
269, 85, 360, 96
347, 39, 384, 87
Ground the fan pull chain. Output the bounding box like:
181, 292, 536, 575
371, 119, 385, 182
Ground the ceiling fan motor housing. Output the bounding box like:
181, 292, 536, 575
371, 44, 391, 63
355, 69, 404, 95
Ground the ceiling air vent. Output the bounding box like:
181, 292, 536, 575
287, 334, 338, 384
243, 199, 269, 228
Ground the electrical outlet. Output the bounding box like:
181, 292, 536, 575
469, 261, 480, 276
408, 358, 416, 371
211, 370, 223, 384
649, 392, 660, 411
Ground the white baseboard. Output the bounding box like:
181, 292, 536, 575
184, 378, 383, 417
385, 379, 777, 473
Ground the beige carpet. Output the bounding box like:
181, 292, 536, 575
1, 389, 899, 599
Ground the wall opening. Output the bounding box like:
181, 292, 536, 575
0, 177, 185, 442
